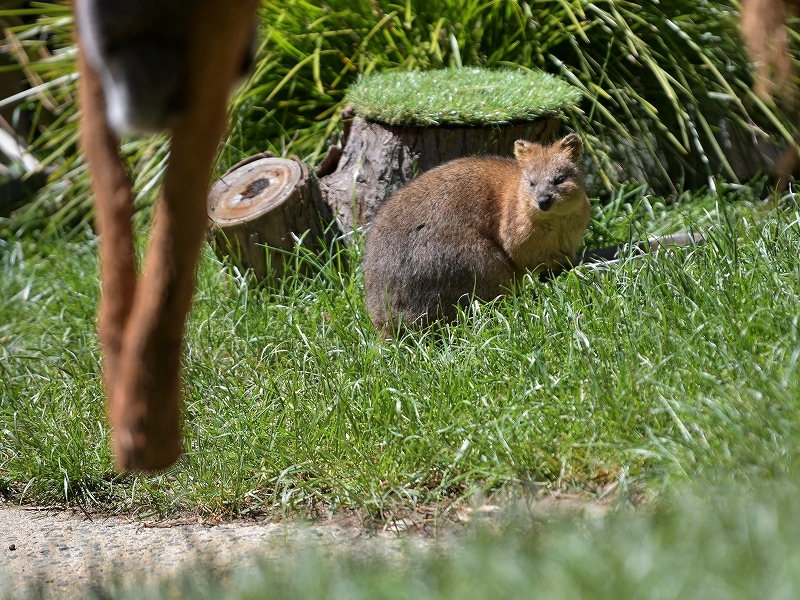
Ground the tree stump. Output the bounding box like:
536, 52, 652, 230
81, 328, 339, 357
318, 115, 560, 234
207, 156, 331, 283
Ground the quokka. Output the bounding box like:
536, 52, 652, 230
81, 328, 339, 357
363, 133, 591, 332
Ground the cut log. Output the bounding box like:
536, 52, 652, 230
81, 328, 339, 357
318, 115, 560, 234
207, 156, 331, 283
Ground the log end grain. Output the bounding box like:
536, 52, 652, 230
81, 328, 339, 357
208, 157, 331, 283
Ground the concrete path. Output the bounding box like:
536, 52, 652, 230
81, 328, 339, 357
0, 507, 449, 599
0, 493, 609, 598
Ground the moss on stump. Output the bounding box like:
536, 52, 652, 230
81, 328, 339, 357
320, 68, 580, 233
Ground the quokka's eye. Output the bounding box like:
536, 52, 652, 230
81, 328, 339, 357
554, 175, 566, 185
529, 180, 536, 187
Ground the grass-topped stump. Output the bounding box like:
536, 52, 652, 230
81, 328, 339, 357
319, 68, 580, 234
207, 156, 331, 283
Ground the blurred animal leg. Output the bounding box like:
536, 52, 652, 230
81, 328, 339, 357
76, 0, 260, 471
77, 49, 137, 403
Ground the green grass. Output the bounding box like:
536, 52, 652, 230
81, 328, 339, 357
345, 68, 580, 126
2, 2, 799, 594
1, 185, 799, 517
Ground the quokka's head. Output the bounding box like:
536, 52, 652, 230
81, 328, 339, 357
514, 134, 585, 215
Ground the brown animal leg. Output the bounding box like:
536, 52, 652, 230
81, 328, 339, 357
740, 0, 800, 190
79, 0, 259, 471
771, 129, 800, 192
77, 50, 137, 405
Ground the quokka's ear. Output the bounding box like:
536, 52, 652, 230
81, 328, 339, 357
558, 133, 583, 162
514, 139, 536, 161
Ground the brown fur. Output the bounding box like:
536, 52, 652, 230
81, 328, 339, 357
740, 0, 800, 189
364, 134, 591, 332
741, 0, 800, 100
76, 0, 259, 471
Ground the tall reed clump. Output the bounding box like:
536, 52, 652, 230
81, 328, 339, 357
0, 0, 794, 233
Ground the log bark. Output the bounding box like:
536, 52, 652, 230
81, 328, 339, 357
207, 156, 331, 283
318, 115, 561, 234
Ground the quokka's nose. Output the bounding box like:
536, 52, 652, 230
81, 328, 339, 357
538, 194, 554, 211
